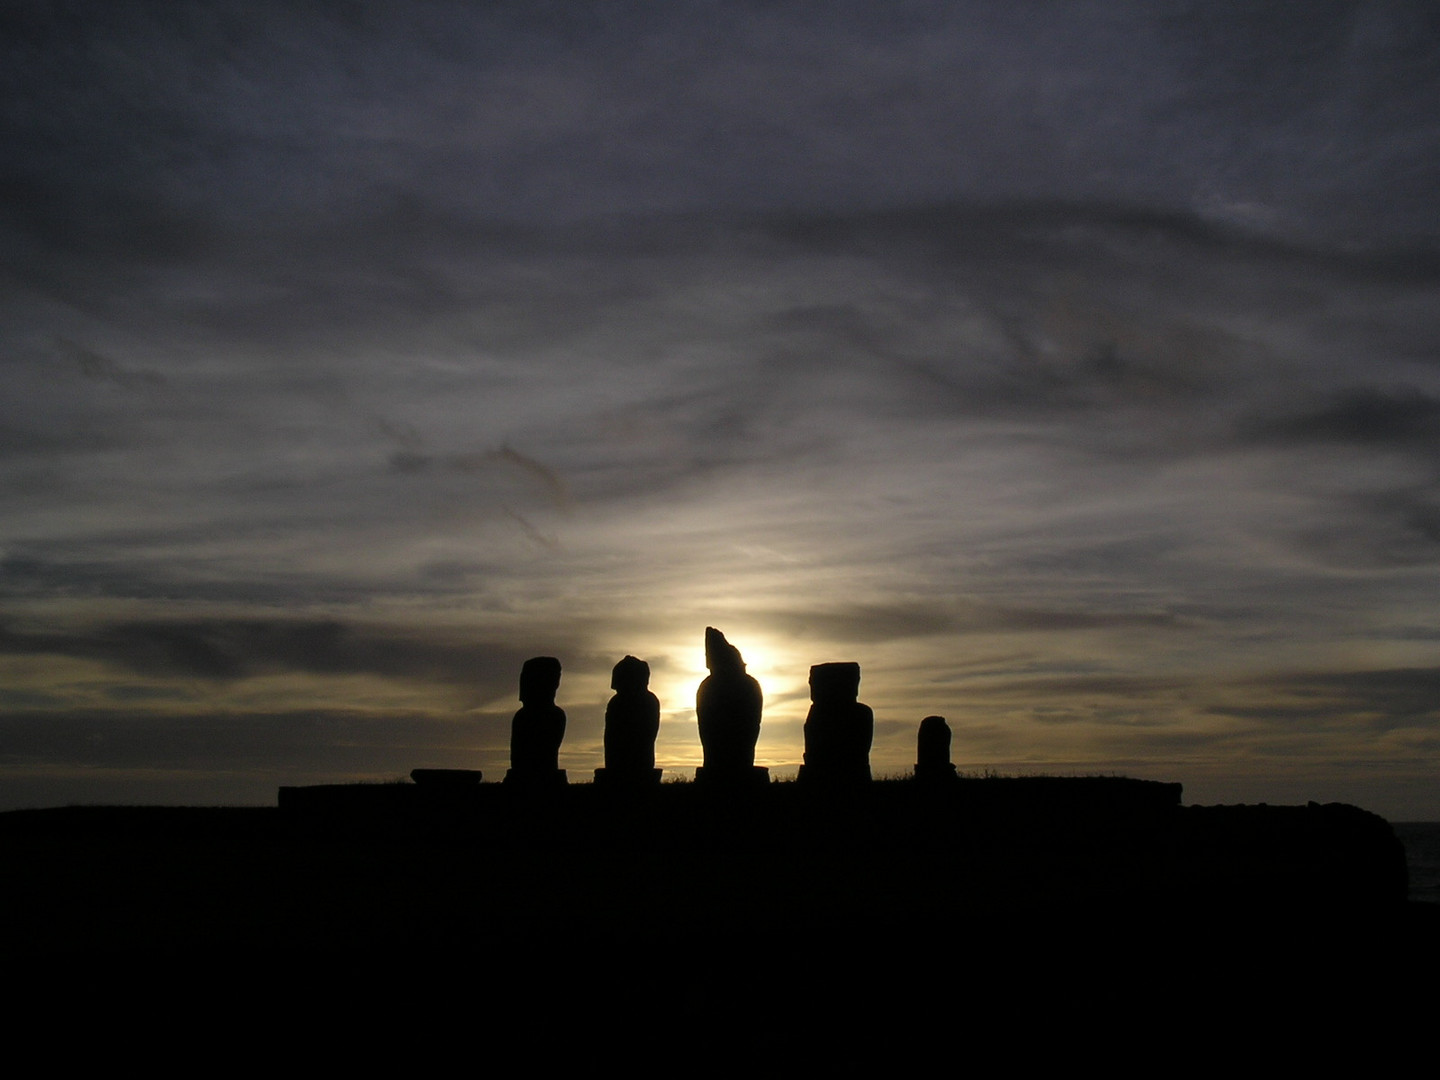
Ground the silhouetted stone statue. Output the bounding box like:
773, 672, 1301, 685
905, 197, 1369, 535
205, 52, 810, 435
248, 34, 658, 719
914, 715, 956, 782
695, 627, 766, 785
595, 654, 662, 787
798, 662, 874, 785
505, 656, 567, 786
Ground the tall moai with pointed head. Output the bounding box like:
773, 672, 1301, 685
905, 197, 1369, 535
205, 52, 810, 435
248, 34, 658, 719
695, 627, 766, 784
798, 661, 874, 785
914, 714, 956, 782
596, 654, 662, 786
505, 656, 567, 785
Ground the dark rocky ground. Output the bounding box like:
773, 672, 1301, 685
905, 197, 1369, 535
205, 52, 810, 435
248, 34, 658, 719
1, 777, 1423, 950
4, 777, 1433, 1053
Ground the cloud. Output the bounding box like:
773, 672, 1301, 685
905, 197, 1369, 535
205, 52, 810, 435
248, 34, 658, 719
1278, 487, 1440, 570
0, 617, 545, 696
53, 336, 166, 388
1213, 667, 1440, 732
4, 3, 1437, 244
0, 706, 503, 773
1248, 387, 1440, 450
764, 601, 1180, 645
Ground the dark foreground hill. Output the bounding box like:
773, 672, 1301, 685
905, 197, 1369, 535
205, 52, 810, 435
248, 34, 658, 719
0, 776, 1420, 957
7, 775, 1438, 1053
6, 777, 1430, 1061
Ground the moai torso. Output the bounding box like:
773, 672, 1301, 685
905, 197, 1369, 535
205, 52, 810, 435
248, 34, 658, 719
510, 656, 566, 773
695, 627, 762, 772
915, 714, 956, 781
604, 655, 661, 772
802, 662, 874, 781
916, 715, 952, 770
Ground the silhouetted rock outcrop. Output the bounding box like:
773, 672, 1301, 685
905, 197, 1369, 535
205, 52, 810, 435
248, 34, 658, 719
505, 656, 567, 786
914, 715, 956, 782
798, 662, 873, 785
695, 627, 766, 785
595, 654, 662, 786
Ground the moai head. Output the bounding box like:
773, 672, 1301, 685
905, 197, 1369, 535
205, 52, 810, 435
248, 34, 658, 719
519, 656, 562, 705
611, 654, 651, 694
704, 627, 746, 676
809, 662, 860, 706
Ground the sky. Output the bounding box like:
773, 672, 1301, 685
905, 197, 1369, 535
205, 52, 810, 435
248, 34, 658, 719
3, 1, 1439, 818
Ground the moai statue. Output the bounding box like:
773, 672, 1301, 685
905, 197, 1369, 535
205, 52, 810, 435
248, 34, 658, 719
798, 662, 874, 785
695, 627, 766, 785
504, 656, 567, 786
914, 715, 956, 782
595, 654, 662, 787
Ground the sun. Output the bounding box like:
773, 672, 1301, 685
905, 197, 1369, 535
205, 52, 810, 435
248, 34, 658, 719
652, 628, 797, 721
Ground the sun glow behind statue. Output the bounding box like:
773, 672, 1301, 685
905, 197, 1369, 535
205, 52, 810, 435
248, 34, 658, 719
647, 627, 811, 775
